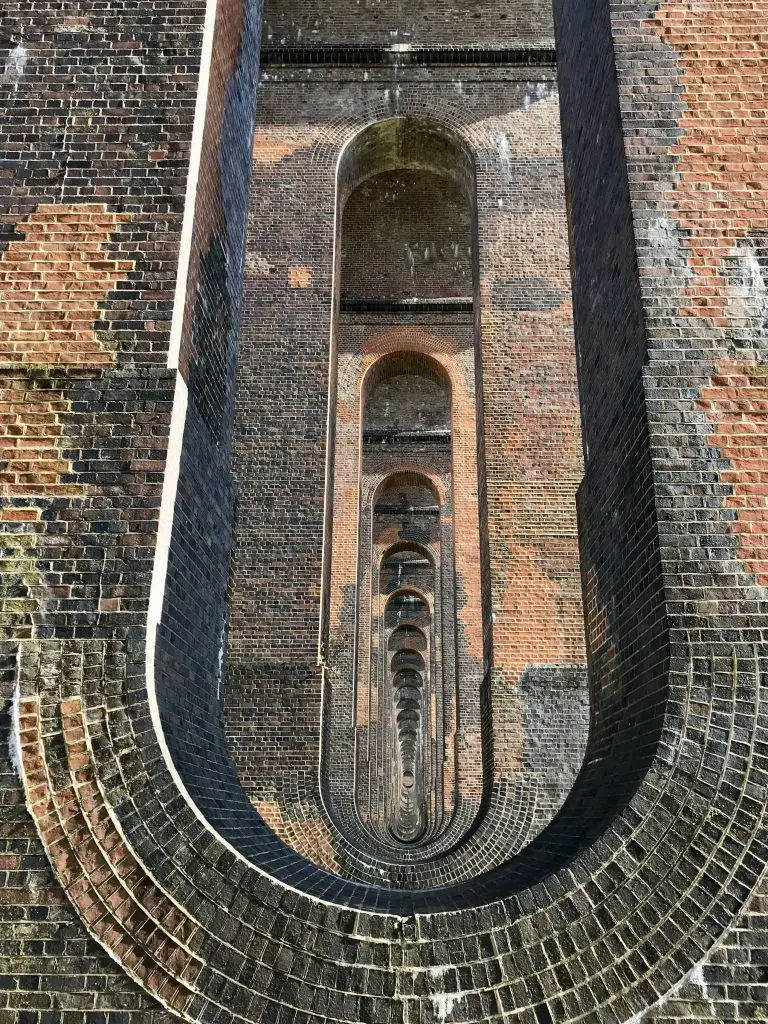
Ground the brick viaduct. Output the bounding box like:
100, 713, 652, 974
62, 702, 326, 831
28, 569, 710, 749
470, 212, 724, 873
1, 0, 768, 1022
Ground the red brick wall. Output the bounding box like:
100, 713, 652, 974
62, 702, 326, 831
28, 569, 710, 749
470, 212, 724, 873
262, 0, 554, 47
226, 62, 588, 879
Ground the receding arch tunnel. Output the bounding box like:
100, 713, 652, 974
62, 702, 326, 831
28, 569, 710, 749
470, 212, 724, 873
145, 110, 671, 913
10, 4, 768, 1019
320, 119, 491, 856
13, 3, 768, 1021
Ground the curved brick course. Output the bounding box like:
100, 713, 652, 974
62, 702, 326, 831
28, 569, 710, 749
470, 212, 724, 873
3, 0, 768, 1020
14, 636, 768, 1021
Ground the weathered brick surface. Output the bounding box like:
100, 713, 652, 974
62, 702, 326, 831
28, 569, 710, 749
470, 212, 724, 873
261, 0, 555, 47
553, 0, 768, 1019
2, 0, 768, 1021
224, 61, 588, 884
698, 361, 768, 586
0, 0, 262, 1016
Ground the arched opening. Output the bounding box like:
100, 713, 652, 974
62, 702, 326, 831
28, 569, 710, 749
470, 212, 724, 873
365, 355, 451, 440
383, 583, 431, 843
391, 649, 426, 674
385, 591, 431, 629
116, 12, 686, 938
341, 168, 472, 303
212, 99, 591, 889
320, 117, 491, 853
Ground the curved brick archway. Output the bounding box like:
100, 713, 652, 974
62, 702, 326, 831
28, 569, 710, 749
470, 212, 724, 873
4, 0, 768, 1021
232, 91, 590, 880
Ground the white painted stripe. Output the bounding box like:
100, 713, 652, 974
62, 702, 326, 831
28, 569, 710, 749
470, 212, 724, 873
167, 0, 219, 371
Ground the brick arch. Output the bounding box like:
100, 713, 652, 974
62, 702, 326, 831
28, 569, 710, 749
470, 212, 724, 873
17, 636, 768, 1020
10, 2, 768, 1022
361, 348, 454, 404
308, 103, 518, 180
368, 463, 449, 508
336, 116, 477, 205
385, 585, 434, 619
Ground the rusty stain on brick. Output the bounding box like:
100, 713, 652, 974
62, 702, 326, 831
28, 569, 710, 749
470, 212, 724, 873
253, 799, 340, 872
0, 203, 130, 367
253, 130, 318, 164
0, 203, 132, 497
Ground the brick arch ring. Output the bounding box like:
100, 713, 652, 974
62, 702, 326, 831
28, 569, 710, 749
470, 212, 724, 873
11, 62, 768, 1024
322, 339, 491, 871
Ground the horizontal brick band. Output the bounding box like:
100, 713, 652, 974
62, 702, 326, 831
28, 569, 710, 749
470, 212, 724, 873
260, 46, 557, 67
